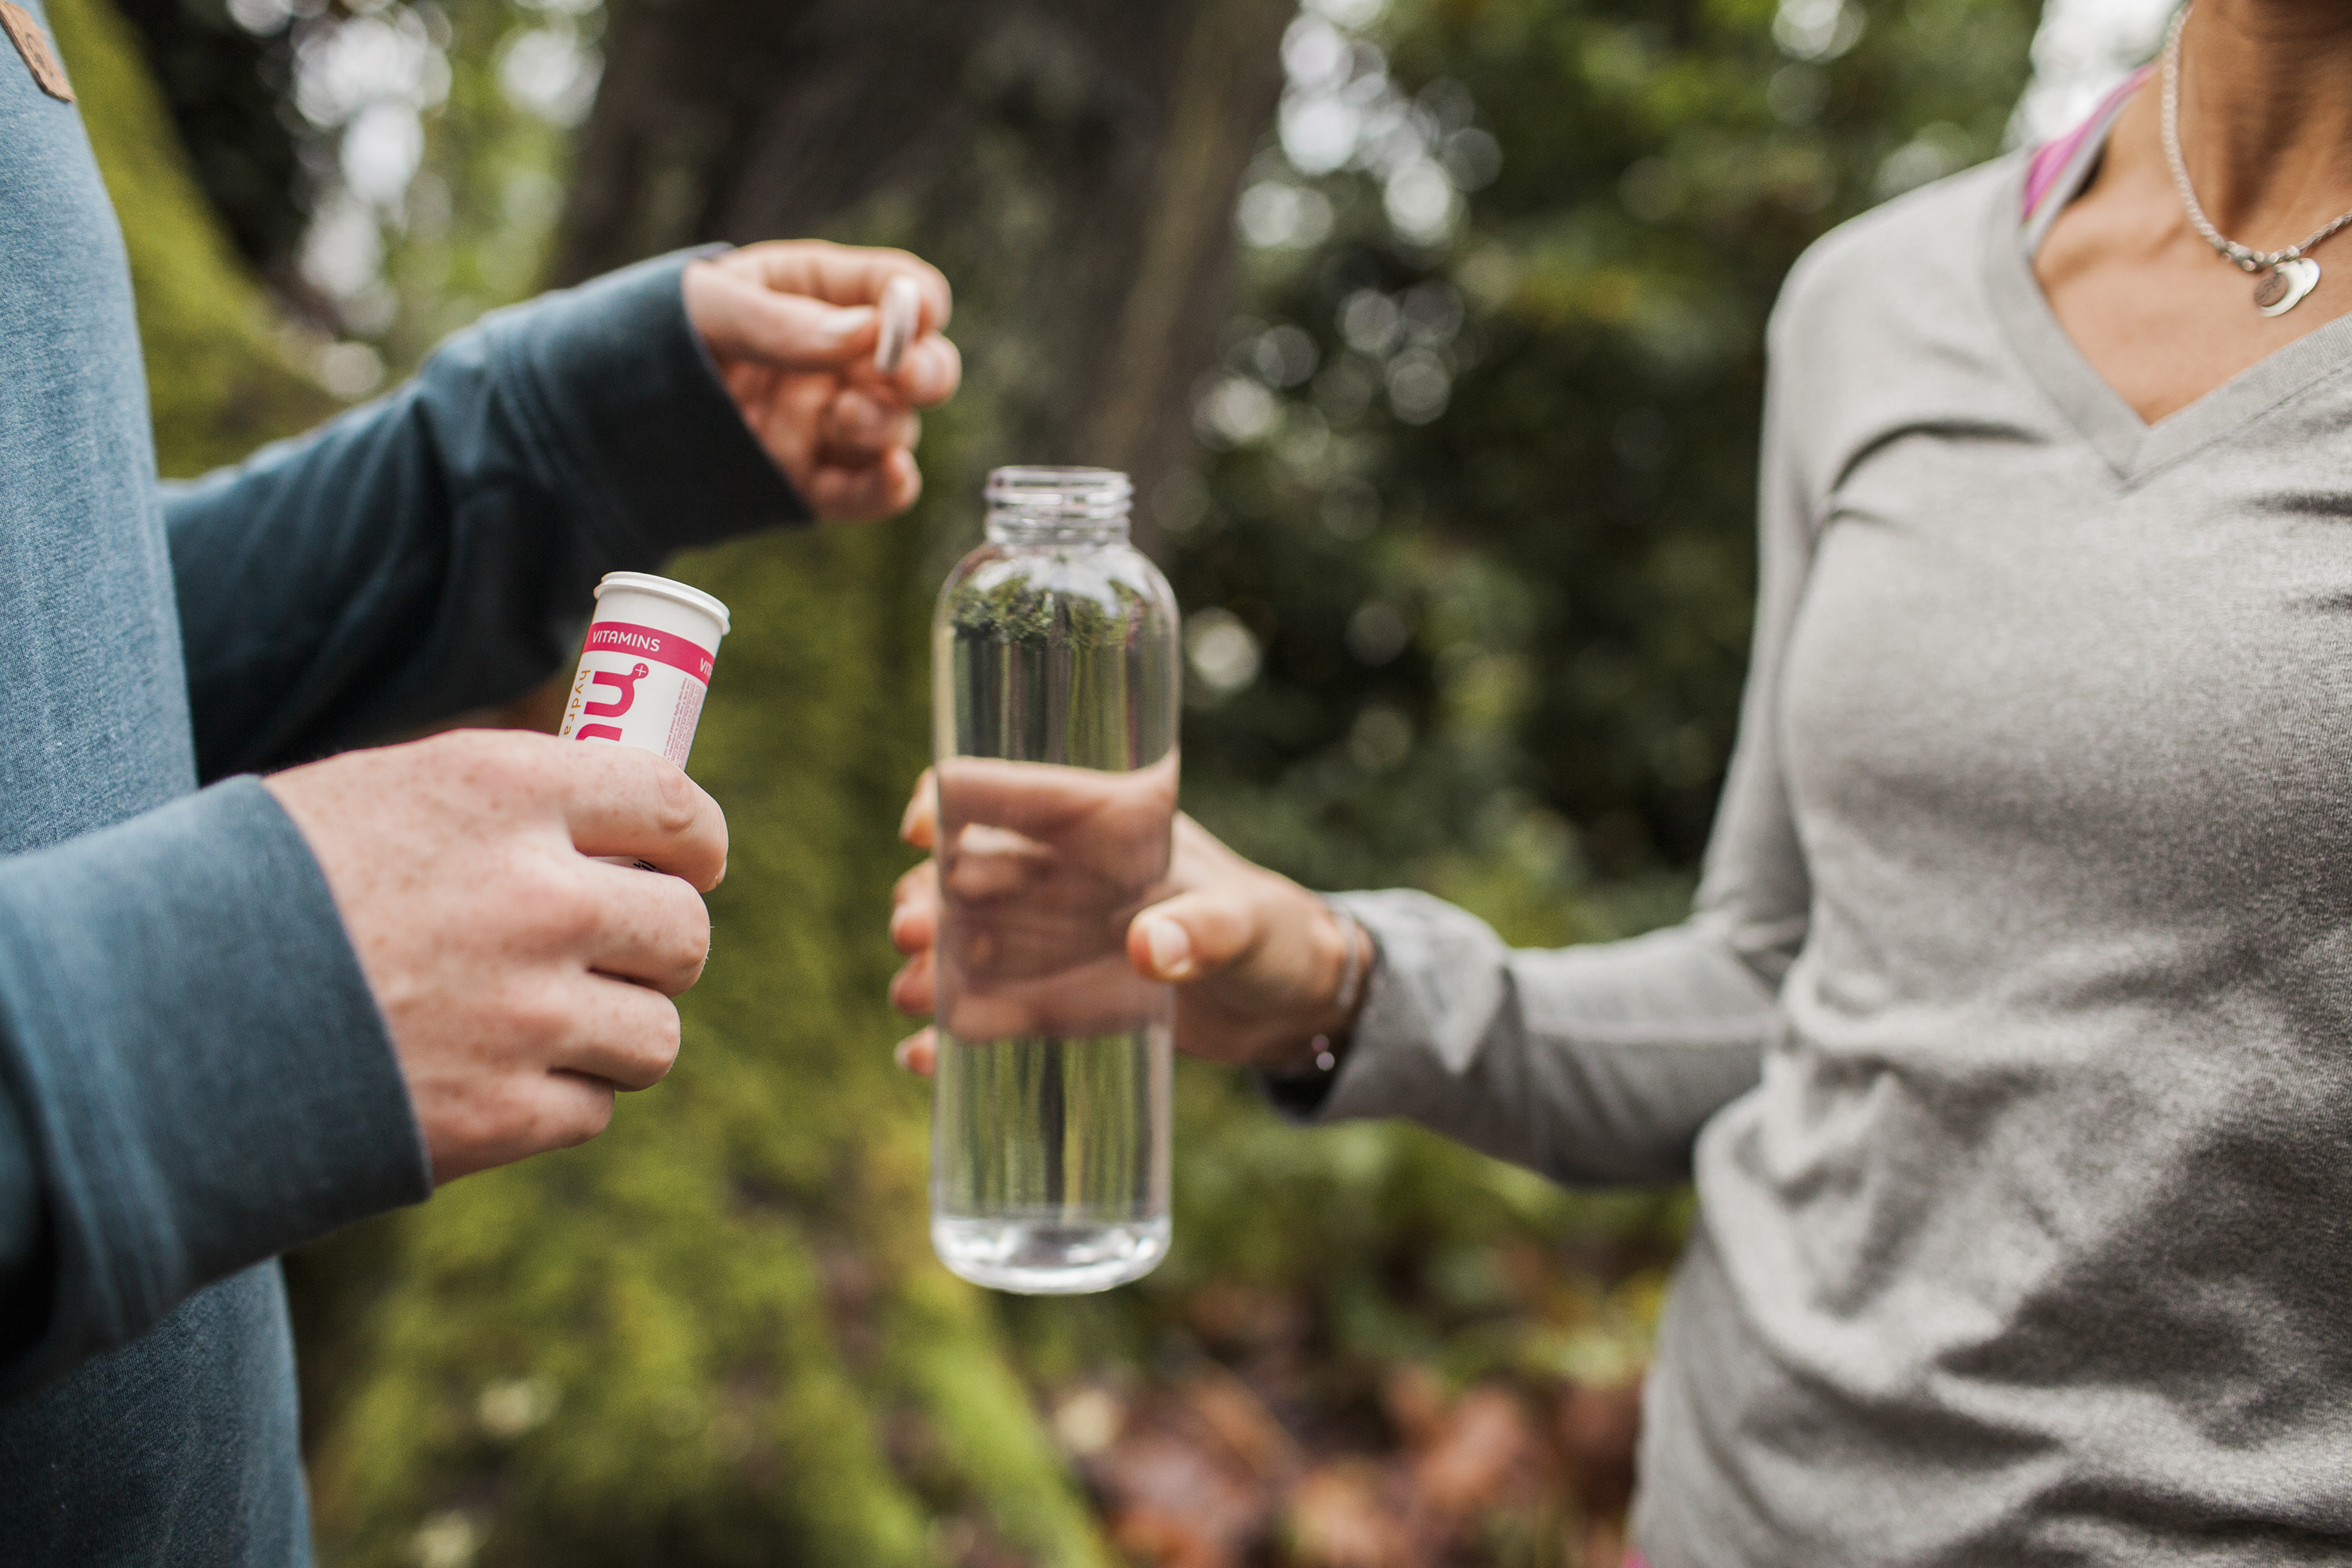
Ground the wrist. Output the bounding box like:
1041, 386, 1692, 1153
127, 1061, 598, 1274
1265, 899, 1374, 1077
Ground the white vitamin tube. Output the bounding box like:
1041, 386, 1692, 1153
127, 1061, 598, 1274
557, 572, 731, 768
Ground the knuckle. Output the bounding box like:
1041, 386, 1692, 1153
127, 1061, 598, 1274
450, 724, 520, 768
500, 976, 574, 1048
523, 862, 604, 949
645, 1003, 683, 1070
889, 967, 932, 1017
460, 1075, 558, 1162
557, 1090, 615, 1149
650, 760, 702, 838
608, 1002, 681, 1091
416, 728, 494, 791
469, 729, 556, 802
887, 917, 931, 960
425, 1089, 505, 1166
428, 726, 496, 761
665, 899, 713, 983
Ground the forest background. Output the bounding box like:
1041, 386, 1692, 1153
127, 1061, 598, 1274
47, 0, 2165, 1563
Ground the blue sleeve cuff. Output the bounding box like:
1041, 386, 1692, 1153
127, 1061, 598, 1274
480, 247, 812, 560
0, 778, 427, 1392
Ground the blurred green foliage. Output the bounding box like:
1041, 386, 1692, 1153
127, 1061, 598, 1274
366, 0, 586, 366
83, 0, 2044, 1562
50, 0, 336, 476
110, 0, 306, 272
1174, 0, 2039, 910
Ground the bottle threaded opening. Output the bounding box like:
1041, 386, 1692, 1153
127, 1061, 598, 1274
985, 466, 1133, 533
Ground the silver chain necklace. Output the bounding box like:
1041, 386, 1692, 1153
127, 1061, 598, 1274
2160, 3, 2352, 317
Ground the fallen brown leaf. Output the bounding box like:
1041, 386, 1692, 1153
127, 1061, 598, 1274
1182, 1366, 1301, 1482
1112, 1501, 1241, 1568
1556, 1378, 1643, 1518
1379, 1363, 1447, 1450
1287, 1461, 1412, 1568
1410, 1384, 1537, 1519
1091, 1425, 1264, 1551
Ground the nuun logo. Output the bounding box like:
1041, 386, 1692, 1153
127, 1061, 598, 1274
560, 599, 723, 767
575, 662, 651, 742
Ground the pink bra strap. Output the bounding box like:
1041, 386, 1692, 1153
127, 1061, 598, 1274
2023, 65, 2153, 220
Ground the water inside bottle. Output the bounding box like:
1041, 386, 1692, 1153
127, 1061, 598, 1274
931, 1030, 1172, 1294
930, 757, 1175, 1293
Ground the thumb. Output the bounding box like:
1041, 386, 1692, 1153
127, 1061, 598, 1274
1128, 892, 1259, 983
695, 268, 877, 371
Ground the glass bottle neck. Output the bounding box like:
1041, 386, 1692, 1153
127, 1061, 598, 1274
982, 465, 1132, 546
984, 512, 1131, 546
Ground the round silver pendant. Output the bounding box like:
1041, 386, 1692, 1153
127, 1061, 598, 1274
2255, 256, 2321, 317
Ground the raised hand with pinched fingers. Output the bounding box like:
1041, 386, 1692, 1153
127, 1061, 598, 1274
682, 241, 961, 521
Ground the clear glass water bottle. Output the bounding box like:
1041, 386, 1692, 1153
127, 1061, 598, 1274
929, 466, 1181, 1294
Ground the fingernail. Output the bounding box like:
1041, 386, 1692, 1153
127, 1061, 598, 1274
825, 305, 870, 342
898, 792, 924, 842
1142, 917, 1193, 980
894, 1033, 934, 1076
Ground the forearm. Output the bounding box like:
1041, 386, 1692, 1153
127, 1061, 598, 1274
1295, 286, 1820, 1185
0, 780, 429, 1397
169, 250, 807, 779
1289, 890, 1774, 1185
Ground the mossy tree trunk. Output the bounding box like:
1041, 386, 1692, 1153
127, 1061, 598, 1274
47, 0, 336, 478
296, 2, 1290, 1566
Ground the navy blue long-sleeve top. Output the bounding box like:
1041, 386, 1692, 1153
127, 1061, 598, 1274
0, 5, 804, 1556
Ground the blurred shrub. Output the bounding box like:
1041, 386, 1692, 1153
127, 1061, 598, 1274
1172, 0, 2040, 899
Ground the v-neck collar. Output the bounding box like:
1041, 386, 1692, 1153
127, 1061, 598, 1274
1982, 147, 2352, 487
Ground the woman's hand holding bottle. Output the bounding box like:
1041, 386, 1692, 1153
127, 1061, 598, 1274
887, 768, 1372, 1076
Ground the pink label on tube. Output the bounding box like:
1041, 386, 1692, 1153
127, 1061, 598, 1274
560, 619, 719, 768
582, 620, 717, 683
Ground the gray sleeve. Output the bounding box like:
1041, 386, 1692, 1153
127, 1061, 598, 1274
0, 779, 428, 1396
1284, 308, 1822, 1185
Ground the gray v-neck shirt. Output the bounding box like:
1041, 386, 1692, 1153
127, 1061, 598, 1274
1316, 133, 2352, 1563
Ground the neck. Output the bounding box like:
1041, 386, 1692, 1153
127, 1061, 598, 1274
2176, 1, 2352, 246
